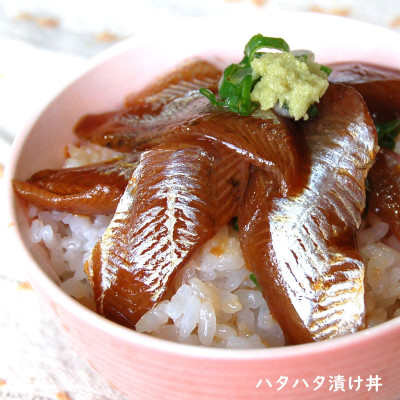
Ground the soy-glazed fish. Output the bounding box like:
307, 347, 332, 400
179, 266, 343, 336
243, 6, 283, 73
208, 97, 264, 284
124, 58, 223, 114
331, 62, 400, 241
14, 36, 384, 345
85, 141, 249, 327
74, 59, 222, 152
73, 56, 308, 193
329, 62, 400, 121
75, 93, 309, 196
368, 148, 400, 241
77, 77, 312, 328
238, 84, 377, 344
13, 153, 139, 215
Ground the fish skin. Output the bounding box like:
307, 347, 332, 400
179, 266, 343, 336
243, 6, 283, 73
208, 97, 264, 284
13, 153, 139, 215
156, 106, 310, 197
85, 141, 249, 328
17, 56, 382, 344
329, 62, 400, 121
74, 90, 213, 153
73, 55, 308, 198
13, 180, 124, 215
238, 84, 378, 344
368, 148, 400, 240
108, 93, 309, 196
124, 58, 222, 112
76, 84, 309, 198
74, 59, 222, 151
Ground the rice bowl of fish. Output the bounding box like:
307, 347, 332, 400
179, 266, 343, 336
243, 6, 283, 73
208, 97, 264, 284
6, 11, 400, 400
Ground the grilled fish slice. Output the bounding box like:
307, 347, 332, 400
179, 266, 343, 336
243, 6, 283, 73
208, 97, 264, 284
329, 62, 400, 121
74, 59, 222, 152
85, 141, 249, 327
239, 84, 378, 344
368, 148, 400, 240
13, 153, 139, 215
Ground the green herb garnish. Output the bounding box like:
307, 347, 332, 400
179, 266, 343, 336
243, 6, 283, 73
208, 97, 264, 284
294, 54, 332, 77
249, 273, 261, 291
231, 216, 239, 231
375, 119, 400, 150
199, 34, 290, 116
320, 65, 332, 76
307, 104, 320, 119
200, 34, 330, 119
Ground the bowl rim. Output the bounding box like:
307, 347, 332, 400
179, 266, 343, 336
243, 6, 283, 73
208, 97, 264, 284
5, 9, 400, 361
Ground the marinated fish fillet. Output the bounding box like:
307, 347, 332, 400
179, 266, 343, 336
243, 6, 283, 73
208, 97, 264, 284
85, 141, 249, 327
74, 90, 213, 153
77, 87, 308, 196
13, 153, 139, 214
73, 54, 308, 196
239, 84, 378, 344
156, 107, 310, 196
329, 62, 400, 121
368, 148, 400, 240
125, 58, 222, 113
17, 56, 381, 345
74, 59, 222, 152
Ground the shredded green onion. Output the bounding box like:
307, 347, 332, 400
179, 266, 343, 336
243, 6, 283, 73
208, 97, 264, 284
307, 104, 320, 119
231, 216, 239, 231
200, 34, 330, 118
249, 273, 261, 291
375, 119, 400, 150
320, 65, 332, 76
200, 34, 290, 116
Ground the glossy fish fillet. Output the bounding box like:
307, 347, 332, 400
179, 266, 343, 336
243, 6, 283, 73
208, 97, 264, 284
156, 107, 310, 196
368, 148, 400, 240
78, 87, 308, 196
13, 154, 139, 214
239, 84, 378, 344
85, 141, 249, 327
73, 56, 308, 196
125, 58, 222, 113
74, 59, 222, 152
329, 62, 400, 121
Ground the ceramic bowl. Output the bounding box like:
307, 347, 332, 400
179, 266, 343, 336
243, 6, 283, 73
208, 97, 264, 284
6, 11, 400, 400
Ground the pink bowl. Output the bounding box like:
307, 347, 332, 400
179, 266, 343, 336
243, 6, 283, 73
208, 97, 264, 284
6, 11, 400, 400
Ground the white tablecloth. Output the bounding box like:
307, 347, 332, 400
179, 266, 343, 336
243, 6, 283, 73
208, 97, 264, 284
1, 1, 400, 399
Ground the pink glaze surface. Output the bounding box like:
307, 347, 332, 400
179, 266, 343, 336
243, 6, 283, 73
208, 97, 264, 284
6, 11, 400, 400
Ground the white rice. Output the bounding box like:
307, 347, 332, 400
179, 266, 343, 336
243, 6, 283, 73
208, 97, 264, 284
135, 225, 285, 348
29, 204, 112, 301
27, 143, 400, 347
357, 212, 400, 327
